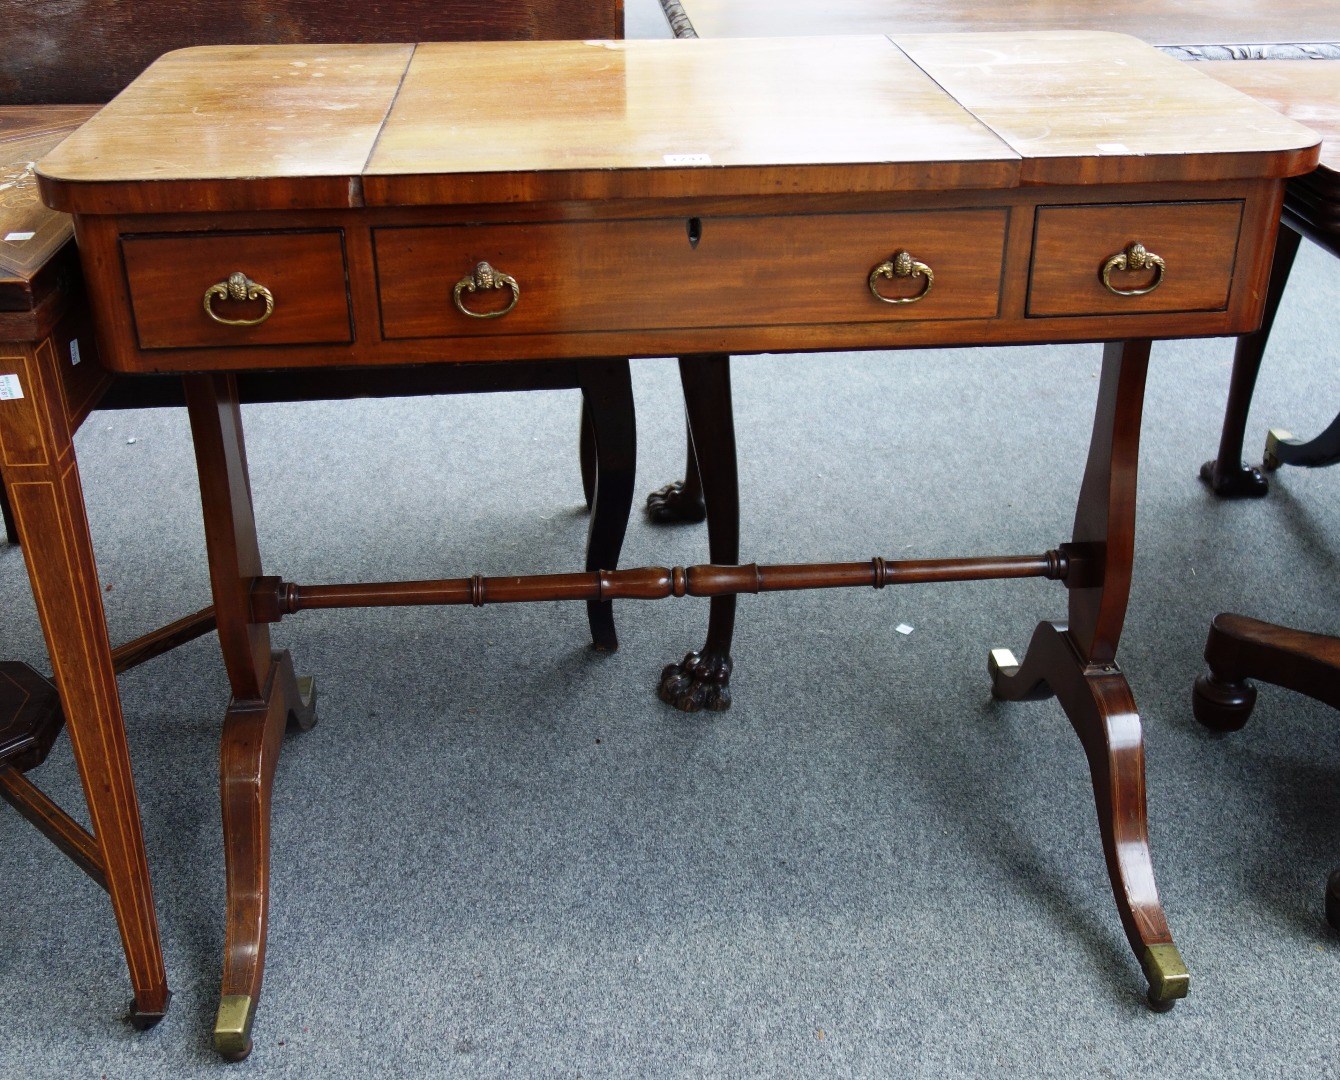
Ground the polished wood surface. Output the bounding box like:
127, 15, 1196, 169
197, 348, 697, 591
0, 0, 623, 105
366, 37, 1017, 202
1204, 61, 1340, 176
29, 33, 1323, 1048
4, 0, 632, 1045
894, 32, 1319, 186
40, 35, 1319, 212
662, 0, 1340, 53
0, 107, 99, 326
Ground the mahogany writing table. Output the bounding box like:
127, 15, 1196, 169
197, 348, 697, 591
35, 33, 1318, 1056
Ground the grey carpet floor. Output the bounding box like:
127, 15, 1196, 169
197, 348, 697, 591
3, 13, 1339, 1074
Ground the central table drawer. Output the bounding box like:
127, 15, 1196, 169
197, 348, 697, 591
374, 210, 1009, 340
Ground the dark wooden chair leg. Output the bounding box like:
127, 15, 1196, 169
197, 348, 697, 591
646, 412, 707, 524
1200, 223, 1301, 497
991, 340, 1189, 1009
1192, 612, 1340, 927
184, 374, 318, 1061
659, 354, 738, 711
578, 360, 636, 652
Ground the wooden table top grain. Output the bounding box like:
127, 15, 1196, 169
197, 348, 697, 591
1202, 60, 1340, 176
37, 34, 1320, 215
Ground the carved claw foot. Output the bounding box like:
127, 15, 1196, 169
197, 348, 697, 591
658, 650, 732, 712
1199, 459, 1268, 498
1191, 670, 1256, 732
645, 480, 707, 524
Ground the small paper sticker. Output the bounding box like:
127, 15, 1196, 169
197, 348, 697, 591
0, 374, 24, 401
663, 153, 712, 166
1096, 142, 1130, 154
895, 623, 914, 636
69, 338, 81, 366
3, 231, 35, 242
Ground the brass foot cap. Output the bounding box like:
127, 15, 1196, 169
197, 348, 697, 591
1142, 943, 1190, 1009
215, 994, 255, 1061
988, 648, 1019, 679
1263, 429, 1293, 471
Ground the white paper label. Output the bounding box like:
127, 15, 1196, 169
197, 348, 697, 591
1096, 143, 1130, 154
895, 623, 914, 636
3, 231, 35, 242
69, 338, 81, 366
0, 374, 24, 401
663, 153, 712, 166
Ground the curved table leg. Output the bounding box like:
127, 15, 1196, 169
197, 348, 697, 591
992, 340, 1188, 1008
1200, 223, 1301, 498
645, 411, 706, 524
0, 333, 169, 1026
184, 374, 319, 1060
578, 360, 636, 652
1263, 410, 1340, 472
991, 622, 1188, 1008
659, 355, 737, 711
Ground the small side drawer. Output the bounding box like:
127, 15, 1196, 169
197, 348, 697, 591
121, 231, 352, 349
1027, 201, 1243, 318
375, 209, 1008, 340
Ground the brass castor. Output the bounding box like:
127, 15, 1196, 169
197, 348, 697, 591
1142, 943, 1190, 1012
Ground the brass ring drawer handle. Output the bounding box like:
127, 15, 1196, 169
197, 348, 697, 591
203, 271, 275, 327
869, 250, 933, 304
453, 261, 520, 319
1101, 242, 1166, 296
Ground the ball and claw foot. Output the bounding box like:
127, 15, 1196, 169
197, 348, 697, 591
1199, 459, 1268, 498
658, 650, 732, 712
1191, 670, 1256, 732
645, 481, 707, 524
1142, 943, 1190, 1012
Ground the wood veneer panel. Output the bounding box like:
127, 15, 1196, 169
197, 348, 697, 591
1202, 60, 1340, 177
121, 232, 352, 349
1027, 201, 1243, 317
363, 37, 1021, 204
894, 32, 1321, 185
375, 209, 1009, 338
37, 45, 414, 213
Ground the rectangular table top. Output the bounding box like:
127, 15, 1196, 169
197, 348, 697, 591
661, 0, 1340, 55
38, 34, 1319, 216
